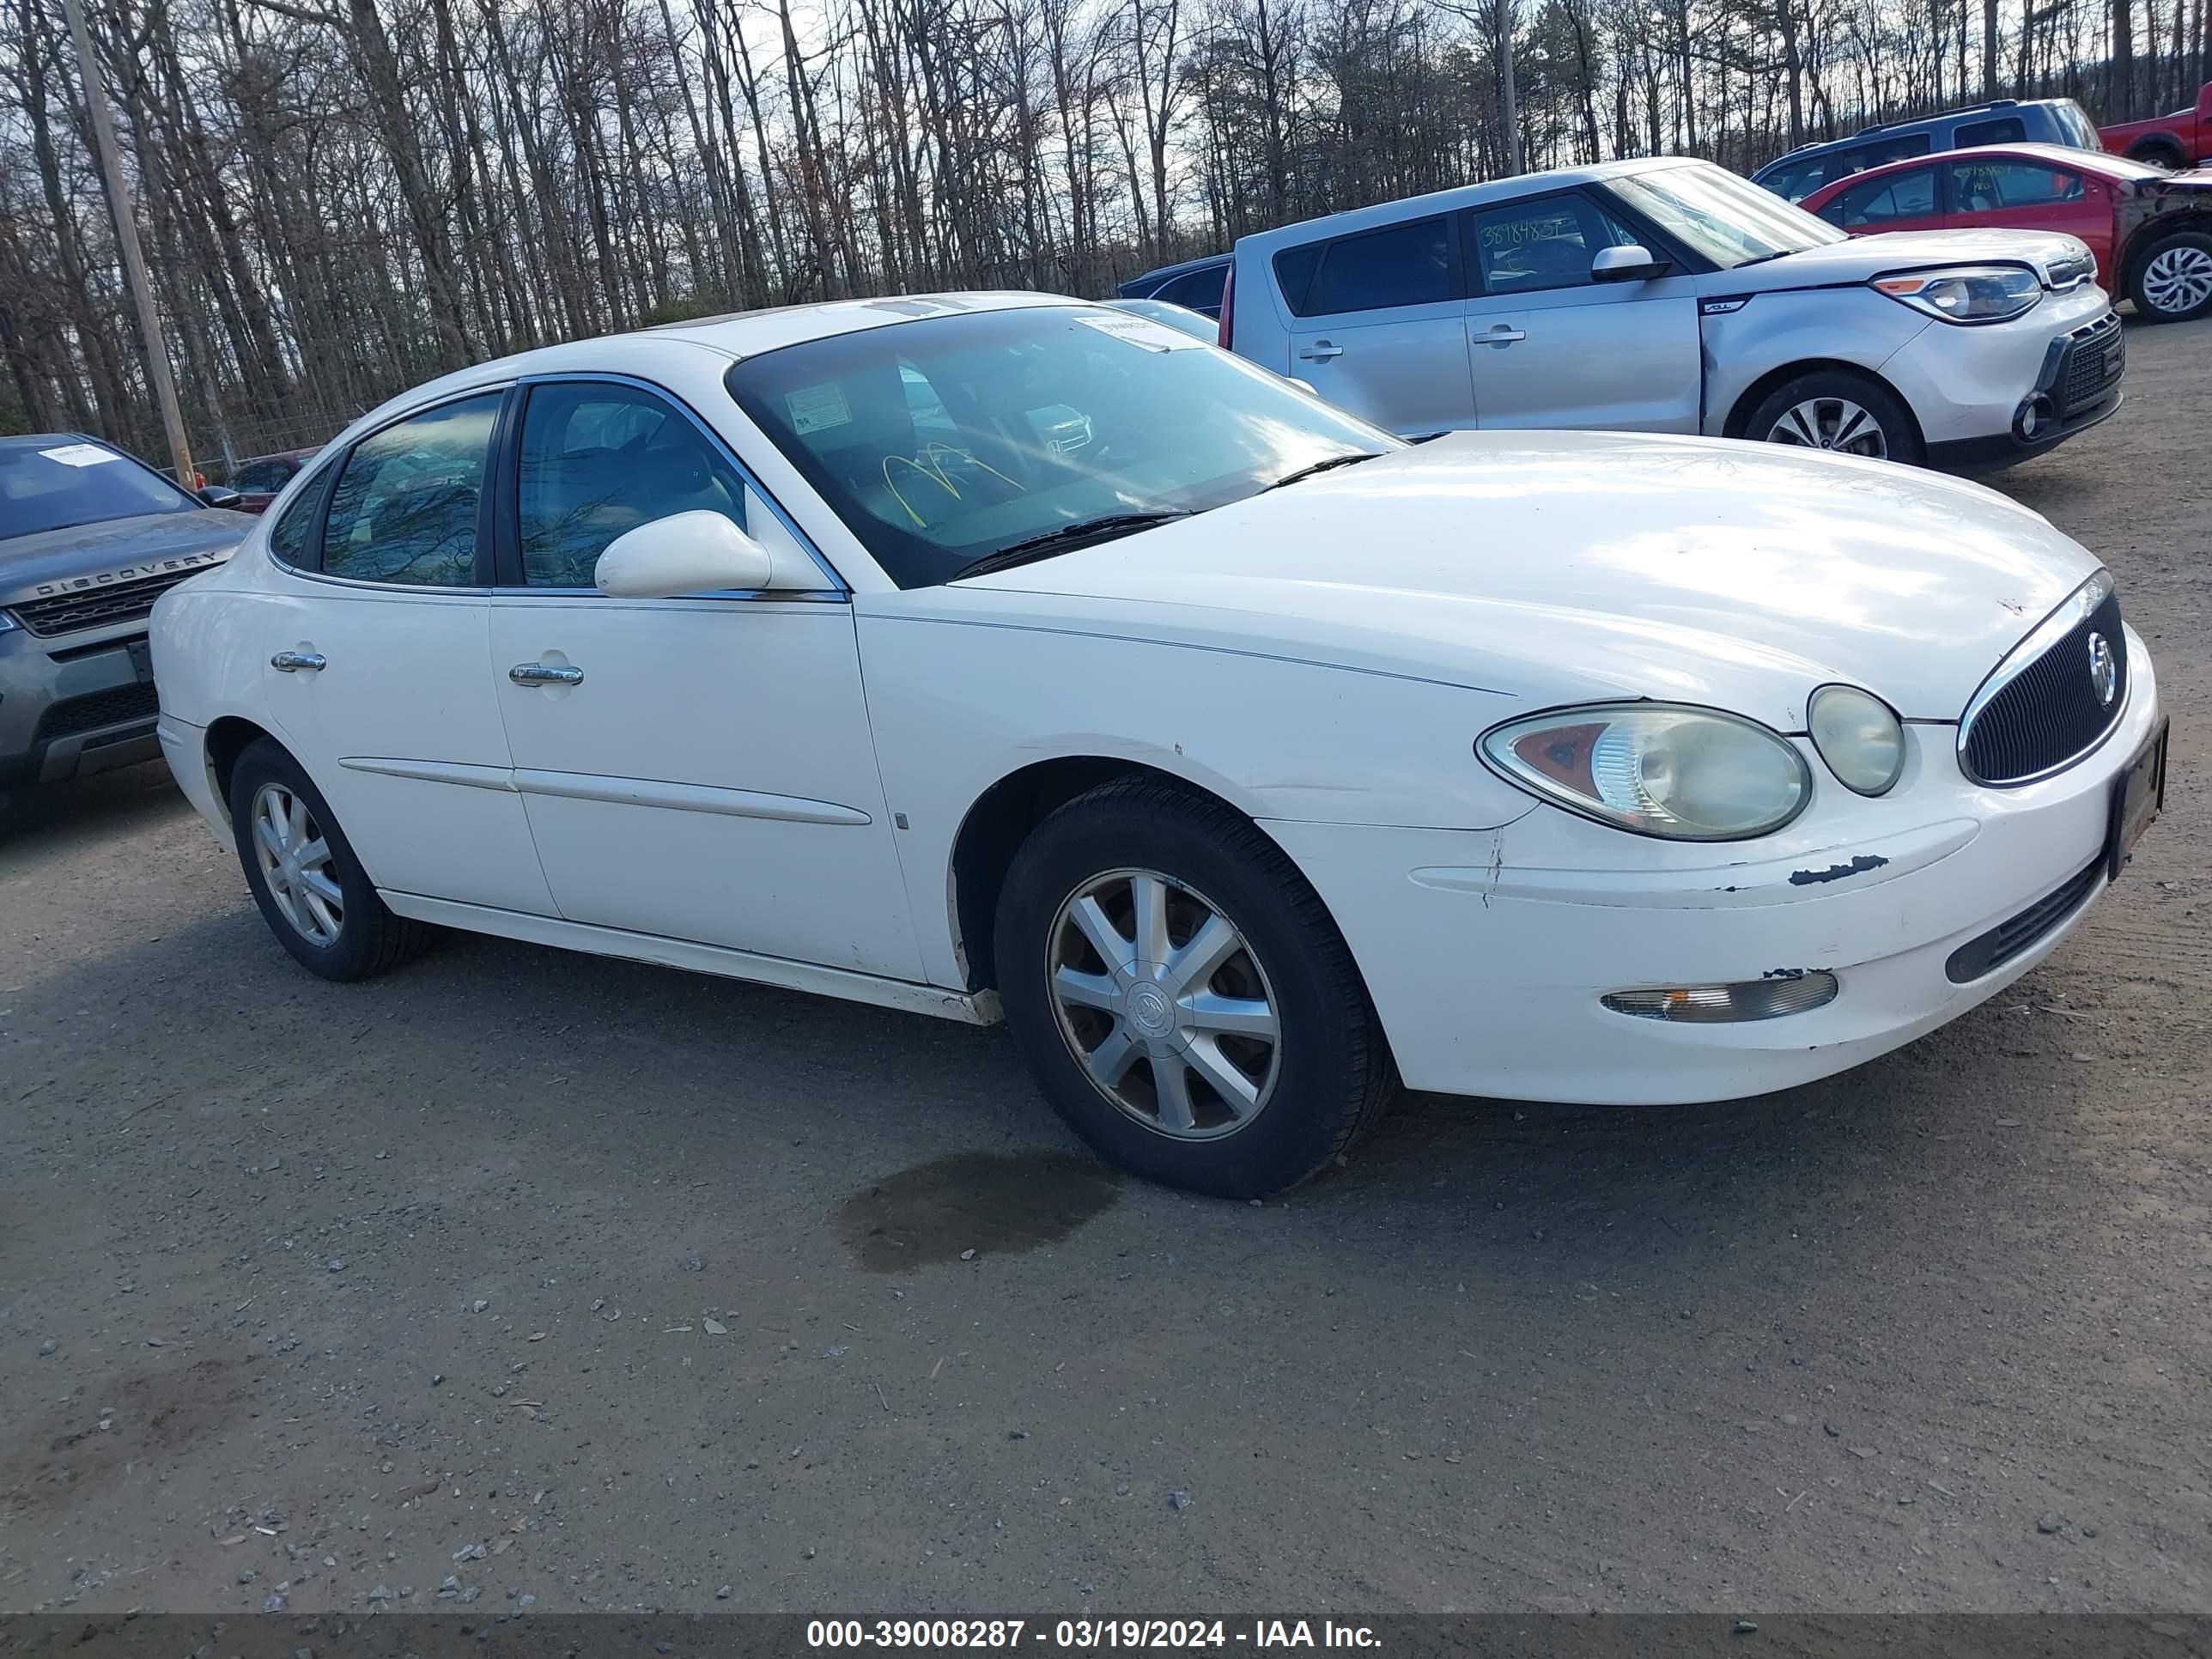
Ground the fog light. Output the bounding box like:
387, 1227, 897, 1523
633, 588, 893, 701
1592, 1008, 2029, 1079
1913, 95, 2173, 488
1601, 971, 1839, 1024
2014, 396, 2051, 441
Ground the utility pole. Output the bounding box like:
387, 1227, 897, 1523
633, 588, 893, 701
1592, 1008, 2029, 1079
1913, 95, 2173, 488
60, 0, 196, 490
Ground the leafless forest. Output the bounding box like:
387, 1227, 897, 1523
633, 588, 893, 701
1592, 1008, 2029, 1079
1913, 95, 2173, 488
1, 0, 2206, 465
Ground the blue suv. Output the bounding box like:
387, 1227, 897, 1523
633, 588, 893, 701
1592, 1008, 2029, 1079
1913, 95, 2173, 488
1753, 97, 2103, 202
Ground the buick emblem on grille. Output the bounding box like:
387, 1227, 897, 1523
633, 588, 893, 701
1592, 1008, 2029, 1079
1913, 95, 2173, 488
2087, 632, 2118, 707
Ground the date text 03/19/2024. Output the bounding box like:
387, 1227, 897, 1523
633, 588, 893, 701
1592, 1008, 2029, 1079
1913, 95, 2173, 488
805, 1620, 1382, 1648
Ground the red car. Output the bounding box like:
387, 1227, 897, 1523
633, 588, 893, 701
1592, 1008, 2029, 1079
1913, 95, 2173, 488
2100, 80, 2212, 169
222, 447, 321, 514
1801, 142, 2212, 323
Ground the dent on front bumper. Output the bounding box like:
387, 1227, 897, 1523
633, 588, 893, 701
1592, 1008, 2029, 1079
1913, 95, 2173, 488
1266, 641, 2162, 1105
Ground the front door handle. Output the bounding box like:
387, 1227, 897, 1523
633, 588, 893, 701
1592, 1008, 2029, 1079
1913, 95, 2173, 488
509, 662, 585, 687
1479, 325, 1527, 347
270, 650, 326, 673
1297, 342, 1343, 361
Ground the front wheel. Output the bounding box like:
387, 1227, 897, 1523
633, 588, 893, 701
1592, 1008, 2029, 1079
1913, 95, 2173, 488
2129, 231, 2212, 323
1744, 370, 1923, 466
994, 780, 1396, 1198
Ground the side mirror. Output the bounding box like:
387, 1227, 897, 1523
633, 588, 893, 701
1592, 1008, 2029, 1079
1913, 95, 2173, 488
199, 484, 244, 510
1593, 244, 1672, 283
595, 510, 782, 599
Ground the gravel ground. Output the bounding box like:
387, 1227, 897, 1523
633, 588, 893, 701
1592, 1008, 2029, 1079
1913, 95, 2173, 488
2, 320, 2208, 1619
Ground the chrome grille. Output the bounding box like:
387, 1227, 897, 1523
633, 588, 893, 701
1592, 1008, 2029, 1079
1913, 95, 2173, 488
7, 567, 204, 636
1960, 577, 2127, 786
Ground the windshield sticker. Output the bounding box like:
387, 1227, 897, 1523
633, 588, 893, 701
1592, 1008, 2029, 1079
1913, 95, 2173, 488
1078, 313, 1206, 351
786, 381, 853, 434
40, 442, 119, 467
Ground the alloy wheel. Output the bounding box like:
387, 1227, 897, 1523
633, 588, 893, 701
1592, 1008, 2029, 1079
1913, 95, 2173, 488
251, 781, 343, 945
1766, 397, 1888, 458
2142, 244, 2212, 316
1045, 867, 1282, 1139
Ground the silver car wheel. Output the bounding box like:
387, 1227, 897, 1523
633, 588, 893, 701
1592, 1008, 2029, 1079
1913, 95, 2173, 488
1766, 397, 1888, 459
2142, 245, 2212, 315
1046, 867, 1282, 1139
251, 781, 343, 945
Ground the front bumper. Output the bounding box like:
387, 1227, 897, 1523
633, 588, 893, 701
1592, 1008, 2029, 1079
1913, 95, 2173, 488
0, 619, 163, 791
1882, 283, 2123, 461
1267, 638, 2162, 1104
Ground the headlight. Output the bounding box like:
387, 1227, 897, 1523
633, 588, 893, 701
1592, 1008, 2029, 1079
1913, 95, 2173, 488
1808, 684, 1904, 795
1873, 264, 2042, 324
0, 608, 18, 634
1478, 702, 1812, 842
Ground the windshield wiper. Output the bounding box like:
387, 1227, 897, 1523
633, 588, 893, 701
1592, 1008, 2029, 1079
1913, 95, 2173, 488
1733, 249, 1796, 269
1260, 451, 1386, 492
952, 511, 1194, 580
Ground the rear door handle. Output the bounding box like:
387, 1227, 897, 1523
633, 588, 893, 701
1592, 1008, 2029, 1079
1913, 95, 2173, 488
270, 650, 325, 672
1297, 342, 1343, 361
509, 662, 584, 687
1479, 326, 1527, 347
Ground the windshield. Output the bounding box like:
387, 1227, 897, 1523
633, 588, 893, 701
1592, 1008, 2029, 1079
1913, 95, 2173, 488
0, 439, 199, 541
1602, 162, 1847, 269
724, 304, 1398, 588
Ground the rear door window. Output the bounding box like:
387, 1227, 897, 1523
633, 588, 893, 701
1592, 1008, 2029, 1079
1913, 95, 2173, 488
1156, 265, 1228, 312
1292, 217, 1454, 317
319, 393, 501, 586
1954, 116, 2027, 146
1820, 167, 1939, 227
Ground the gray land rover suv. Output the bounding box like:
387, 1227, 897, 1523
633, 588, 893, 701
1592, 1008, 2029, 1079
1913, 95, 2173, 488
1, 434, 250, 811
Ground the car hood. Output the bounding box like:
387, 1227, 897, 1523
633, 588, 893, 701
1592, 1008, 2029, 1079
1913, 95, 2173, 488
954, 430, 2102, 729
0, 510, 251, 608
1722, 228, 2093, 293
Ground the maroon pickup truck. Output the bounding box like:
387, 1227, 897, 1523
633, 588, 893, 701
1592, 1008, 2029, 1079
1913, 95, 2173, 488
2102, 82, 2212, 169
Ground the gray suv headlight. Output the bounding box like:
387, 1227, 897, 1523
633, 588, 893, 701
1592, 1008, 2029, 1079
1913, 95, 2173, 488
1873, 265, 2042, 324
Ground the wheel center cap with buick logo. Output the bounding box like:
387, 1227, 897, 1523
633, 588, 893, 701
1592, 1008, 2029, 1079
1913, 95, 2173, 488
1127, 981, 1176, 1038
2087, 632, 2118, 707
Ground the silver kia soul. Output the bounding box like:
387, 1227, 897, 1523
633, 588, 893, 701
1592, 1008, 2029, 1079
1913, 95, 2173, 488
1223, 155, 2123, 471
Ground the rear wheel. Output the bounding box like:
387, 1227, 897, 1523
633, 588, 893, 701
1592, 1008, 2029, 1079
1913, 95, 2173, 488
1745, 369, 1923, 465
228, 738, 428, 981
2129, 231, 2212, 323
2126, 138, 2185, 171
994, 780, 1395, 1198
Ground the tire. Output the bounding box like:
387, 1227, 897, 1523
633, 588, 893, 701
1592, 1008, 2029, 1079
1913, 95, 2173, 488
228, 738, 428, 981
2126, 140, 2185, 171
1743, 369, 1923, 466
994, 779, 1396, 1198
2127, 230, 2212, 323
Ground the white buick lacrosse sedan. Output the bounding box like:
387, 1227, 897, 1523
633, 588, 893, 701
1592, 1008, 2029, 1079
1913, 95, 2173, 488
150, 293, 2165, 1196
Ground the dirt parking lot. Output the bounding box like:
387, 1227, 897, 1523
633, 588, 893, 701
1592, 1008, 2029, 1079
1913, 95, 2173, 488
3, 321, 2208, 1620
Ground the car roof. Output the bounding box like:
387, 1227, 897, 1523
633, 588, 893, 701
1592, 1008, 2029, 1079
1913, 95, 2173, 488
347, 290, 1086, 435
1799, 140, 2154, 202
0, 432, 106, 452
1121, 252, 1231, 288
1232, 155, 1709, 254
1758, 100, 2076, 170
